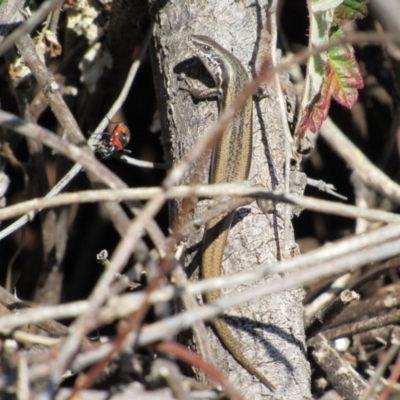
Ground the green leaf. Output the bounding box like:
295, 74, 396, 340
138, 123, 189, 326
335, 0, 368, 20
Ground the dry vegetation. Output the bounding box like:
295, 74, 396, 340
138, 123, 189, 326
0, 0, 399, 399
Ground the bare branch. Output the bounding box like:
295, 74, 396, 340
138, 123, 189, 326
321, 118, 400, 205
0, 184, 399, 224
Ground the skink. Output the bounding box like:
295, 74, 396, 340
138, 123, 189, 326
186, 34, 275, 391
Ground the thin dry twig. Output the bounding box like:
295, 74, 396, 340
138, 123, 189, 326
15, 35, 85, 144
155, 341, 243, 400
322, 309, 400, 341
0, 285, 69, 337
309, 334, 367, 399
55, 387, 177, 400
306, 290, 360, 339
0, 184, 398, 224
378, 351, 400, 400
321, 117, 400, 205
16, 354, 30, 400
120, 155, 166, 169
360, 343, 400, 400
171, 249, 215, 374
305, 273, 355, 322
1, 329, 60, 347
307, 178, 348, 200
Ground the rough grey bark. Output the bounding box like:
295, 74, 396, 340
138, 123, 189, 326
150, 1, 311, 398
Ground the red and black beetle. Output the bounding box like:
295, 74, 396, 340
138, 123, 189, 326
97, 123, 131, 160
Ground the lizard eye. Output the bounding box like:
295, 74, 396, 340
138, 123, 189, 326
202, 44, 211, 51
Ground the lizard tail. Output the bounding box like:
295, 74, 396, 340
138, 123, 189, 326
202, 213, 275, 391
